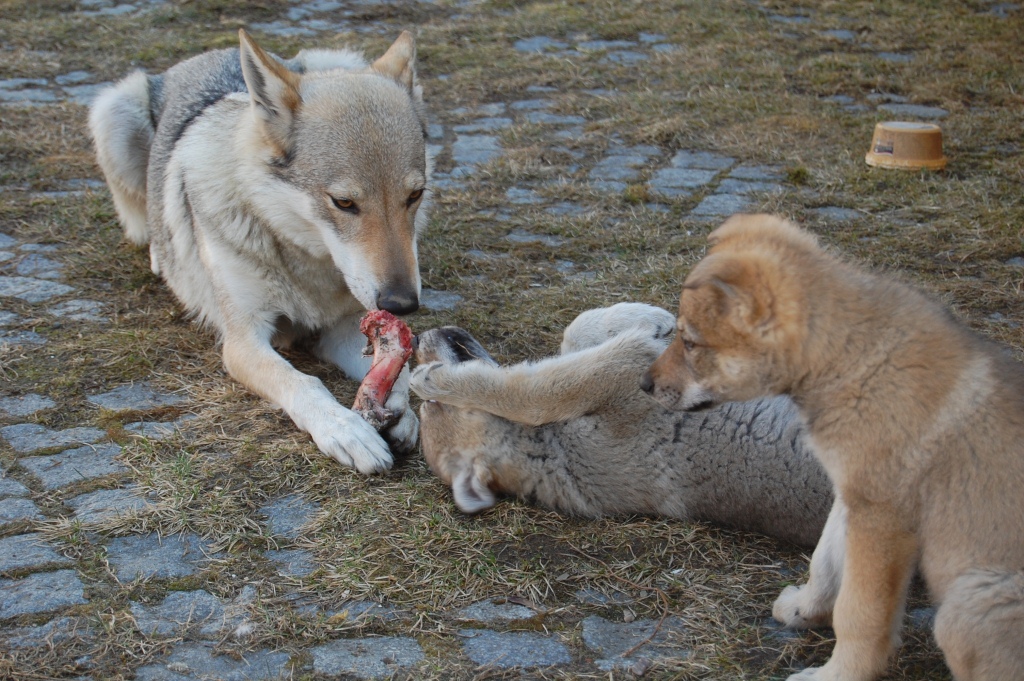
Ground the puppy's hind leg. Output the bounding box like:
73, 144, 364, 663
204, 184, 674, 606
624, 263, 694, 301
774, 498, 847, 629
88, 71, 157, 245
934, 569, 1024, 681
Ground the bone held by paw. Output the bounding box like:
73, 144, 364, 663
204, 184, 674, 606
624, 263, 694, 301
352, 310, 414, 430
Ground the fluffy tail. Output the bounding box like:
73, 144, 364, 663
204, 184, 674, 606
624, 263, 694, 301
88, 71, 156, 245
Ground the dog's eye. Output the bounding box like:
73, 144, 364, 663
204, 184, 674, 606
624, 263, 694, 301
683, 339, 696, 352
330, 196, 359, 214
406, 188, 424, 206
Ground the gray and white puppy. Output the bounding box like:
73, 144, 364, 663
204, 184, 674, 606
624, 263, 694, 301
412, 303, 832, 547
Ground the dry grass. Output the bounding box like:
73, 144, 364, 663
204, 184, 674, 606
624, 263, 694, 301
1, 0, 1022, 679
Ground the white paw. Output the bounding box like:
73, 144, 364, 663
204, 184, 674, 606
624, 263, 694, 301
384, 405, 419, 455
306, 405, 394, 474
787, 668, 823, 681
773, 585, 830, 630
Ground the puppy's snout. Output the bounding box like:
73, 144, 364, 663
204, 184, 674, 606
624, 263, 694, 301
640, 371, 655, 394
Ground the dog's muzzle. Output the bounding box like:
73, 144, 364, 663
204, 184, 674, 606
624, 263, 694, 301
376, 289, 419, 315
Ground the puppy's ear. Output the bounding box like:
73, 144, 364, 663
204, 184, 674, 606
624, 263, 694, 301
697, 254, 776, 335
452, 463, 497, 514
238, 30, 301, 157
371, 30, 417, 93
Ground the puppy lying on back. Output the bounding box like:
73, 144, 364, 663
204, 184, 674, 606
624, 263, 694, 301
410, 303, 832, 547
644, 214, 1024, 681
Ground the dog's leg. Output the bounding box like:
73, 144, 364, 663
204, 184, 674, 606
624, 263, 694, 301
934, 569, 1024, 681
222, 323, 393, 473
774, 497, 847, 629
786, 504, 917, 681
411, 331, 662, 426
315, 315, 418, 455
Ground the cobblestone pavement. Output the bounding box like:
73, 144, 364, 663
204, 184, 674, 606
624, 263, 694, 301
2, 0, 1020, 679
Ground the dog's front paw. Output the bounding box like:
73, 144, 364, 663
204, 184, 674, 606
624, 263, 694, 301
786, 668, 824, 681
773, 585, 831, 630
410, 361, 449, 400
307, 406, 394, 474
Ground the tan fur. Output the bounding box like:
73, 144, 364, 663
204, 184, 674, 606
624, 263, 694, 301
645, 214, 1024, 681
410, 304, 833, 547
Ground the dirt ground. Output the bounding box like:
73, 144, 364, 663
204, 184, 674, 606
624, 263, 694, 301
1, 0, 1021, 679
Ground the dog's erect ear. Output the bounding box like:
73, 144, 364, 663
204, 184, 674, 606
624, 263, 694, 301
371, 30, 417, 92
238, 29, 301, 156
451, 464, 497, 514
693, 254, 775, 335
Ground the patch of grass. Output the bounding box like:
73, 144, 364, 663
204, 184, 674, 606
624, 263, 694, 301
3, 0, 1022, 678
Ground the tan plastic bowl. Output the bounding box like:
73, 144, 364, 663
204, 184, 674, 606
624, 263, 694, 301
865, 121, 947, 170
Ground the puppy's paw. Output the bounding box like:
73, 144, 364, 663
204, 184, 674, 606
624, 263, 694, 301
773, 585, 832, 630
410, 361, 450, 400
383, 406, 419, 456
307, 406, 394, 474
786, 668, 824, 681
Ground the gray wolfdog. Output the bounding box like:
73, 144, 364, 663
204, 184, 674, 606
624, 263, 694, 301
89, 30, 430, 472
411, 303, 833, 547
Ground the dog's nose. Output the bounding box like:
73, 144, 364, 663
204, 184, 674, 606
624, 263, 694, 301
376, 290, 419, 316
640, 371, 655, 394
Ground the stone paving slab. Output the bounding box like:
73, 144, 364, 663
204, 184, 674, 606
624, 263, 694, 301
0, 533, 73, 572
15, 253, 64, 279
19, 443, 126, 489
809, 206, 862, 223
505, 230, 565, 247
134, 643, 291, 681
0, 497, 44, 525
451, 134, 502, 170
0, 569, 87, 619
0, 275, 74, 303
691, 193, 752, 217
105, 532, 216, 582
86, 381, 186, 410
877, 102, 949, 119
460, 628, 572, 668
1, 423, 106, 453
0, 477, 31, 497
124, 414, 197, 441
131, 589, 233, 639
669, 150, 736, 170
266, 548, 316, 578
0, 329, 47, 346
581, 615, 690, 671
3, 615, 93, 648
66, 487, 151, 523
310, 636, 425, 679
260, 494, 320, 540
716, 178, 783, 195
47, 299, 109, 323
457, 599, 535, 622
0, 393, 56, 417
420, 289, 464, 311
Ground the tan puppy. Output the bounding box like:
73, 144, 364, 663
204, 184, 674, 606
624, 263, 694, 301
643, 214, 1024, 681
